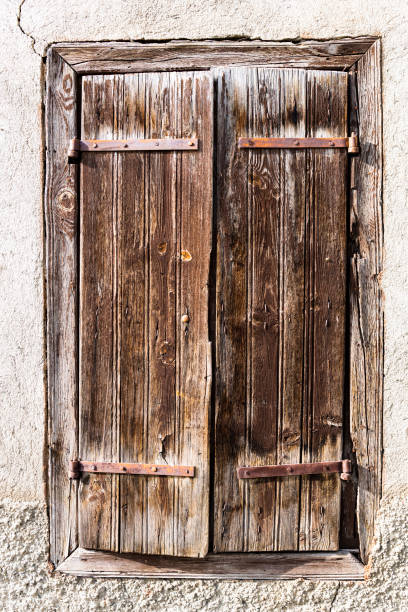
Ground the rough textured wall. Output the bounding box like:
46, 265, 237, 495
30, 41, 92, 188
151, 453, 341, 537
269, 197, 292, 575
0, 0, 407, 609
0, 489, 408, 611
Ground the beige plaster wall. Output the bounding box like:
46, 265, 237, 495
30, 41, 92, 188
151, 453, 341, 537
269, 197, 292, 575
0, 0, 407, 609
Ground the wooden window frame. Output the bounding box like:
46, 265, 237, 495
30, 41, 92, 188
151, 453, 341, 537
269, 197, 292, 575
45, 38, 383, 579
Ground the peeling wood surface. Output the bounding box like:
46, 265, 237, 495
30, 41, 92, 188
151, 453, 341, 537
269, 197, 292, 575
79, 72, 212, 557
58, 547, 364, 580
54, 39, 378, 74
45, 49, 79, 567
350, 40, 383, 564
213, 67, 348, 552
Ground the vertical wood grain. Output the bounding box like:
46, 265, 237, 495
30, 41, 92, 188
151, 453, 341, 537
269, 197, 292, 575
214, 67, 348, 552
79, 72, 212, 557
45, 49, 79, 567
246, 68, 281, 551
299, 71, 348, 550
47, 43, 382, 566
118, 74, 147, 554
351, 40, 383, 564
79, 75, 120, 551
275, 70, 307, 550
176, 73, 213, 557
144, 72, 178, 554
213, 68, 250, 552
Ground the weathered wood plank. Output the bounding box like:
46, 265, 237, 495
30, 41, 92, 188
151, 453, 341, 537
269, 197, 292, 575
275, 69, 307, 550
299, 70, 348, 550
176, 73, 213, 557
350, 40, 383, 564
58, 548, 364, 580
118, 74, 148, 554
79, 75, 121, 551
54, 39, 377, 74
143, 72, 179, 555
246, 68, 281, 552
45, 48, 79, 567
213, 68, 250, 552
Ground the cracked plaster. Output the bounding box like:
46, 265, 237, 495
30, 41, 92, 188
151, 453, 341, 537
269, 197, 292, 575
1, 0, 408, 610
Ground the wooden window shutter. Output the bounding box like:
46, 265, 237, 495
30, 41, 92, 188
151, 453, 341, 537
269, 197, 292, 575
78, 72, 213, 557
213, 67, 348, 552
47, 41, 383, 574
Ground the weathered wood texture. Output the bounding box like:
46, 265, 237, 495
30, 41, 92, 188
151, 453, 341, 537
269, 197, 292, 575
79, 72, 213, 557
350, 40, 383, 564
45, 49, 79, 567
300, 70, 348, 552
47, 40, 383, 568
54, 39, 377, 74
58, 547, 364, 580
214, 67, 348, 552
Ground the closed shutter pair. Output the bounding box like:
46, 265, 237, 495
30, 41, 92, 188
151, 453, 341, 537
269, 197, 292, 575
75, 67, 349, 557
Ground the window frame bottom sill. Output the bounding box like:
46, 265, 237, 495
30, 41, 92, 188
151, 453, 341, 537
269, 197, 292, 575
57, 548, 365, 581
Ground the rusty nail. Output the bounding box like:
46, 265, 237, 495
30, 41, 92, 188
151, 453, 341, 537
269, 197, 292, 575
189, 140, 195, 146
295, 140, 300, 146
92, 143, 97, 148
123, 143, 128, 148
151, 466, 157, 472
245, 471, 250, 476
330, 141, 335, 147
287, 467, 294, 473
122, 466, 127, 471
92, 464, 97, 471
181, 314, 189, 323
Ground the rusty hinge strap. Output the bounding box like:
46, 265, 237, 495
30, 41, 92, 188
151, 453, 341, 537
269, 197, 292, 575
238, 133, 359, 154
68, 137, 198, 163
237, 460, 352, 481
69, 460, 194, 479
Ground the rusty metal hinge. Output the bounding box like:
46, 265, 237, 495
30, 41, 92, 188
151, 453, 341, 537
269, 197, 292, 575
69, 460, 194, 479
237, 460, 352, 481
68, 137, 199, 163
238, 133, 359, 154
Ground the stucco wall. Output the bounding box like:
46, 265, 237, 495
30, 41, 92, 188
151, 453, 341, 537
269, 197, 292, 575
0, 0, 407, 609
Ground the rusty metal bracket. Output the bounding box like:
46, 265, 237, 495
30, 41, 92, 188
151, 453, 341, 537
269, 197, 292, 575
69, 460, 194, 479
68, 137, 199, 163
237, 460, 352, 481
238, 133, 359, 154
